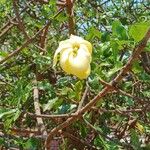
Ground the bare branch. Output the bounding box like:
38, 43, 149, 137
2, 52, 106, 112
66, 0, 75, 35
33, 79, 47, 137
77, 83, 89, 110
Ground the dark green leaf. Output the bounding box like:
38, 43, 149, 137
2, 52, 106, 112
130, 129, 141, 150
112, 20, 128, 40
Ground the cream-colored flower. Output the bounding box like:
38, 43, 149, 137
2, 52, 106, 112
53, 35, 92, 79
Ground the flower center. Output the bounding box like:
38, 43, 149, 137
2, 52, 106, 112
73, 45, 79, 56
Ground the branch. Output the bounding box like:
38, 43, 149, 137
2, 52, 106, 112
27, 112, 76, 118
33, 79, 47, 137
0, 24, 14, 39
0, 37, 34, 65
0, 122, 39, 137
99, 78, 146, 105
0, 0, 33, 38
111, 29, 150, 84
66, 0, 75, 35
45, 28, 150, 149
13, 0, 29, 39
94, 108, 143, 117
39, 23, 50, 52
77, 83, 89, 110
63, 131, 98, 150
0, 8, 64, 65
88, 0, 104, 13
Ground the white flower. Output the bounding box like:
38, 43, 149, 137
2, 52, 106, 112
53, 35, 92, 79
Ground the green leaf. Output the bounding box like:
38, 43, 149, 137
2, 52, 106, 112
110, 40, 119, 61
38, 81, 52, 91
58, 103, 76, 114
49, 0, 56, 5
125, 97, 134, 106
86, 27, 101, 40
0, 51, 8, 57
0, 108, 20, 129
13, 110, 21, 121
24, 138, 40, 150
142, 144, 150, 150
0, 108, 17, 119
130, 129, 141, 150
88, 76, 102, 92
58, 103, 70, 114
56, 12, 67, 22
143, 91, 150, 97
9, 79, 31, 106
132, 61, 143, 73
43, 97, 63, 112
101, 32, 110, 42
112, 20, 128, 40
72, 81, 83, 101
129, 22, 150, 42
0, 137, 5, 145
94, 135, 109, 150
57, 76, 72, 87
108, 62, 122, 77
79, 123, 87, 138
0, 0, 6, 5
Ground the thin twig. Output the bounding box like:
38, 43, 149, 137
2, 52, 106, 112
39, 23, 50, 52
27, 112, 76, 118
77, 83, 89, 110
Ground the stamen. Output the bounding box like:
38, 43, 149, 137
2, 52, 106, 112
73, 44, 79, 56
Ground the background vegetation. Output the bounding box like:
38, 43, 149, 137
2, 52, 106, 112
0, 0, 150, 149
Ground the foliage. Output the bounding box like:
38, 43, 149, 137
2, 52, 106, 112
0, 0, 150, 149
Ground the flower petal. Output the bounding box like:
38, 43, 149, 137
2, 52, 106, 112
74, 65, 91, 79
60, 48, 73, 74
68, 49, 91, 73
80, 42, 92, 54
53, 42, 72, 67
